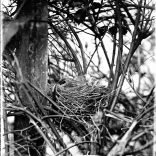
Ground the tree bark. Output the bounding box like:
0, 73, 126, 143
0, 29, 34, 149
16, 0, 48, 91
14, 0, 48, 155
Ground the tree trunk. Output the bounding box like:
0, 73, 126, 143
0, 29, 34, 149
16, 0, 48, 90
14, 0, 48, 155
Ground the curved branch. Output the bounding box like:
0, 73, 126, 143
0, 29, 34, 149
67, 23, 87, 74
48, 22, 83, 76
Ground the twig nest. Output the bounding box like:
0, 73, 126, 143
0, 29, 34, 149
48, 76, 110, 127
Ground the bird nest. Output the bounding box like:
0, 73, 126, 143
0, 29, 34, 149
48, 77, 110, 122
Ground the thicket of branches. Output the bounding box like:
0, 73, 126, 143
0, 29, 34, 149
2, 0, 155, 156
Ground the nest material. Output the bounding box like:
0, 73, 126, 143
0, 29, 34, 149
48, 77, 110, 118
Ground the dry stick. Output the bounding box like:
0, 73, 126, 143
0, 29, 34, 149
95, 0, 104, 21
107, 120, 138, 156
108, 3, 152, 156
124, 74, 146, 104
29, 118, 57, 154
119, 0, 136, 27
136, 48, 141, 92
136, 104, 154, 122
13, 0, 27, 19
88, 9, 112, 76
26, 81, 64, 114
19, 83, 38, 114
109, 34, 116, 85
6, 107, 47, 129
105, 110, 132, 123
86, 41, 101, 71
126, 3, 154, 10
113, 48, 147, 104
93, 1, 113, 76
71, 25, 93, 36
55, 141, 100, 156
67, 23, 87, 74
142, 1, 154, 30
124, 140, 154, 155
109, 102, 154, 156
110, 0, 143, 112
48, 22, 83, 76
145, 12, 153, 29
42, 114, 83, 125
100, 40, 113, 77
23, 82, 66, 149
130, 82, 146, 105
140, 0, 146, 30
123, 107, 154, 155
48, 3, 94, 37
48, 36, 73, 61
7, 106, 57, 154
12, 52, 23, 82
131, 128, 153, 142
109, 0, 123, 110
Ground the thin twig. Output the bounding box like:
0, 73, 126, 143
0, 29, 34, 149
110, 0, 143, 111
48, 22, 83, 75
55, 141, 100, 156
67, 22, 87, 74
124, 140, 154, 155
